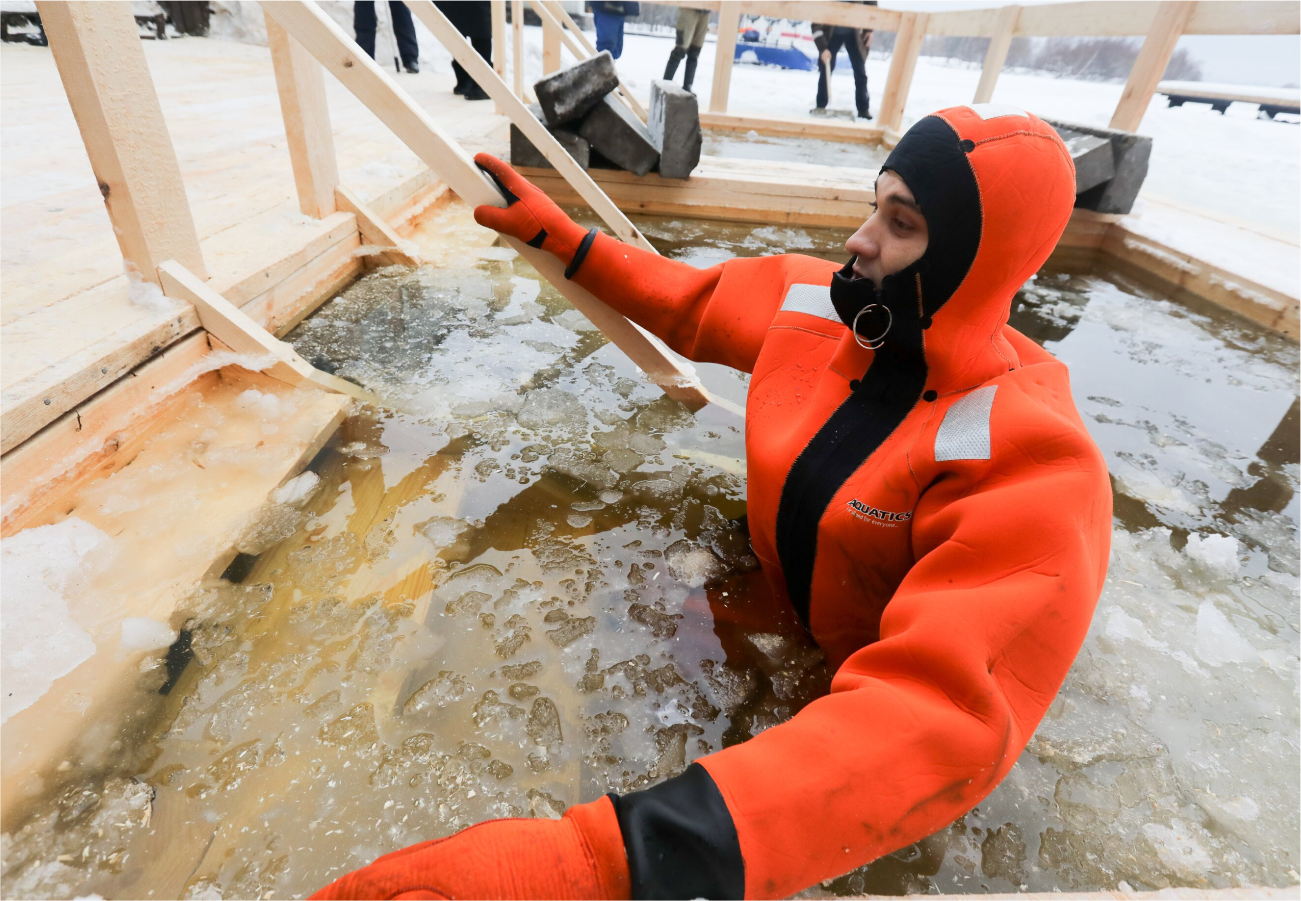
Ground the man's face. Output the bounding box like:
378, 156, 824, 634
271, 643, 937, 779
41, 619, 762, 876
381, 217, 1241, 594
844, 170, 929, 285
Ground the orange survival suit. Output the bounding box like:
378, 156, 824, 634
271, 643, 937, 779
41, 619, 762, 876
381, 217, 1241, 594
313, 105, 1113, 900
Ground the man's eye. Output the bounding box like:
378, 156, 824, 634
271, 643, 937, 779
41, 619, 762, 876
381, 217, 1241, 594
894, 218, 912, 231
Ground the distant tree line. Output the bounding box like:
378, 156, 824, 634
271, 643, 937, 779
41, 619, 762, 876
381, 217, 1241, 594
623, 6, 1203, 83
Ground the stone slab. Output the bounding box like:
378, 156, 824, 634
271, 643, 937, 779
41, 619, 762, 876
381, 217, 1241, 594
535, 51, 619, 126
649, 79, 701, 180
509, 104, 590, 170
578, 94, 659, 177
1047, 117, 1152, 215
1057, 129, 1115, 194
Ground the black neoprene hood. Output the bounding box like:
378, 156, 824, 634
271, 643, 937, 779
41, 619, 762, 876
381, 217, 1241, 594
878, 114, 983, 319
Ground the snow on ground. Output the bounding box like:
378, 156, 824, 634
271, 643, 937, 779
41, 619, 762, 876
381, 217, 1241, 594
512, 27, 1299, 238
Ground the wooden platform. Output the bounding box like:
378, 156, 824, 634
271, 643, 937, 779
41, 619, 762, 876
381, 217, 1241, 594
1, 366, 347, 825
0, 37, 508, 457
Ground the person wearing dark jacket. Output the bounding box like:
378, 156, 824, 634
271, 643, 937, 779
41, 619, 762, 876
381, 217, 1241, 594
435, 1, 492, 100
589, 1, 639, 59
814, 10, 874, 119
353, 1, 420, 74
310, 103, 1112, 901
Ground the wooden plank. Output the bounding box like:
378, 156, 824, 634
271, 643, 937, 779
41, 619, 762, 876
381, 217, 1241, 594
535, 0, 649, 121
36, 1, 206, 281
238, 230, 362, 338
1, 333, 212, 536
260, 1, 709, 408
265, 10, 340, 218
0, 299, 200, 457
512, 0, 525, 98
700, 110, 884, 143
926, 2, 1296, 37
746, 1, 901, 30
1157, 80, 1301, 106
407, 0, 655, 251
973, 5, 1019, 104
334, 185, 421, 267
543, 8, 561, 73
877, 11, 929, 134
709, 1, 741, 113
213, 211, 358, 305
492, 0, 508, 113
518, 161, 875, 228
158, 260, 369, 399
1109, 1, 1196, 132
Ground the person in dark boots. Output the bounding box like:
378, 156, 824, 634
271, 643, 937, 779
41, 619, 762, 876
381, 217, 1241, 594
435, 1, 492, 99
813, 7, 875, 119
664, 5, 709, 93
353, 1, 420, 73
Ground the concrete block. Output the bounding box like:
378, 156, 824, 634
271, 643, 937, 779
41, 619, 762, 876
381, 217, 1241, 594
1046, 117, 1152, 215
535, 51, 619, 126
649, 79, 701, 179
509, 105, 590, 170
1056, 128, 1115, 194
578, 94, 659, 177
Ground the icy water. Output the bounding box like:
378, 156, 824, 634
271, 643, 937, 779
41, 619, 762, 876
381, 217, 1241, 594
2, 206, 1296, 899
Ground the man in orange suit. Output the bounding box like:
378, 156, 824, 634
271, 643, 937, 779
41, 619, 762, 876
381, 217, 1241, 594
313, 104, 1113, 901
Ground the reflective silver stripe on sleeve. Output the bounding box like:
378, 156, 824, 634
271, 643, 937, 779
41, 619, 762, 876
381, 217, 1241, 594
779, 283, 839, 322
934, 385, 998, 462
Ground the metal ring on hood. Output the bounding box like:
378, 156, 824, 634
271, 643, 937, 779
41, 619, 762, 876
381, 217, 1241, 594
851, 304, 892, 350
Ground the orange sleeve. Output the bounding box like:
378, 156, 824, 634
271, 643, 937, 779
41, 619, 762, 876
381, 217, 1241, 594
697, 403, 1113, 898
570, 233, 834, 374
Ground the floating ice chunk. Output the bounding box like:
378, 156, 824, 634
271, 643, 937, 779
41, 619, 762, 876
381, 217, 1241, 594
1220, 796, 1261, 822
1184, 532, 1241, 577
119, 618, 178, 654
1, 519, 106, 723
271, 471, 320, 506
1194, 601, 1257, 667
517, 388, 586, 431
656, 698, 694, 727
235, 388, 294, 420
1113, 471, 1199, 514
1141, 820, 1213, 879
1103, 606, 1163, 649
665, 539, 727, 588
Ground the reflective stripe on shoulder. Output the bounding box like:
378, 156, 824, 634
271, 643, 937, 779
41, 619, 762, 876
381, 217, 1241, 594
780, 283, 839, 322
934, 385, 998, 462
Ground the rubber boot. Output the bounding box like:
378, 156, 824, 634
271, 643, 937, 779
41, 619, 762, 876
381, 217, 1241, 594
683, 53, 699, 93
665, 47, 685, 81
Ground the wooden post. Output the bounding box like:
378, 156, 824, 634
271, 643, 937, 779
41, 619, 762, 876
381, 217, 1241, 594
265, 11, 339, 218
334, 186, 420, 267
710, 1, 741, 113
543, 10, 561, 73
533, 0, 648, 121
512, 0, 525, 98
491, 0, 507, 79
406, 0, 653, 249
973, 5, 1019, 105
259, 1, 709, 409
1109, 0, 1195, 132
877, 11, 929, 135
37, 1, 207, 282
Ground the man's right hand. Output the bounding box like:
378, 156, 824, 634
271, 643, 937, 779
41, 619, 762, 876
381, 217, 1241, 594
472, 153, 593, 270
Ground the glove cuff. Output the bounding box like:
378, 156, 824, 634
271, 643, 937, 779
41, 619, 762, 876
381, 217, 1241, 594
565, 796, 632, 900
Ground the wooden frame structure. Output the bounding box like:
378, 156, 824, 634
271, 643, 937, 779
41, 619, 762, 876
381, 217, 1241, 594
7, 0, 1297, 506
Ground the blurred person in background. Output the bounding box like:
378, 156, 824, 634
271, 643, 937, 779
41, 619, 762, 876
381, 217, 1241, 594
814, 1, 877, 120
589, 1, 639, 59
435, 1, 492, 100
664, 5, 710, 93
353, 1, 419, 73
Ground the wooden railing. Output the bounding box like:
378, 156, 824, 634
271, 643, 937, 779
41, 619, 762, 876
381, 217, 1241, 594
551, 0, 1297, 139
